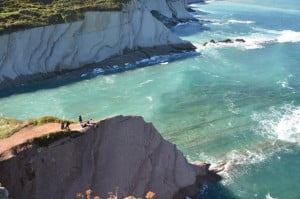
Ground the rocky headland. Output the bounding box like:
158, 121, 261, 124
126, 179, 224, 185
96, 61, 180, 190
0, 115, 220, 199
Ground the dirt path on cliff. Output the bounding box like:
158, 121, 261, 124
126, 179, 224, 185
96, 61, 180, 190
0, 123, 82, 155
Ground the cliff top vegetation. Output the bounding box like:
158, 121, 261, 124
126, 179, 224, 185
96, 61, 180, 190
0, 116, 74, 138
0, 0, 131, 35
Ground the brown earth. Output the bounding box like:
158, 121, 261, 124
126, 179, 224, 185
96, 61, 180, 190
0, 122, 82, 159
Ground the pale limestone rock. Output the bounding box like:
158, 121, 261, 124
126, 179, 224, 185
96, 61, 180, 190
0, 0, 192, 84
142, 0, 191, 19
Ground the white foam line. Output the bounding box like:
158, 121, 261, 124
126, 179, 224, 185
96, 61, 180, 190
252, 104, 300, 144
195, 29, 300, 51
227, 19, 255, 24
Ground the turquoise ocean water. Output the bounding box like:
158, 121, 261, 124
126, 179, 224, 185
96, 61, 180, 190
1, 0, 300, 198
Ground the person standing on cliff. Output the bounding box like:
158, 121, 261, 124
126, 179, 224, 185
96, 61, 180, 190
60, 121, 65, 130
65, 121, 71, 131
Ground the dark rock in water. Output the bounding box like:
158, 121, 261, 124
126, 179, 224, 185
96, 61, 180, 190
203, 42, 208, 46
210, 39, 216, 43
219, 39, 233, 43
235, 38, 246, 43
186, 7, 196, 12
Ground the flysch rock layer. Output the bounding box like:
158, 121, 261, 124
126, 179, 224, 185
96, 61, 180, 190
0, 0, 192, 85
0, 116, 212, 199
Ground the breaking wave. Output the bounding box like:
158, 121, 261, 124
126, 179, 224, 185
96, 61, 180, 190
196, 29, 300, 51
252, 104, 300, 144
266, 193, 279, 199
79, 51, 197, 78
191, 149, 270, 185
204, 18, 255, 26
227, 19, 255, 24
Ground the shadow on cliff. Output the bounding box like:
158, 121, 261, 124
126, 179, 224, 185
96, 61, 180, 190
173, 166, 240, 199
172, 21, 210, 37
194, 182, 240, 199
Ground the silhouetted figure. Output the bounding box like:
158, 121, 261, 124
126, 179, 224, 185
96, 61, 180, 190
86, 119, 95, 127
89, 119, 95, 125
65, 121, 71, 131
60, 121, 65, 130
79, 115, 85, 128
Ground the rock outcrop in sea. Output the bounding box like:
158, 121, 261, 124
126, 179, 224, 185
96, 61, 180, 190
0, 116, 218, 199
0, 0, 195, 88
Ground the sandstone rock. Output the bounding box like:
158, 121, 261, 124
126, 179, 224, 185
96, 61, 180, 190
0, 116, 215, 199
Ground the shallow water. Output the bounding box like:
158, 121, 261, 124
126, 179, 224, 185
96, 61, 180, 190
1, 0, 300, 198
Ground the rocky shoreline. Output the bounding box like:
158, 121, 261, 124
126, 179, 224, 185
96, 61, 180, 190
0, 43, 196, 90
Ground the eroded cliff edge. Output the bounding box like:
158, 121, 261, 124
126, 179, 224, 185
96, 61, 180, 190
0, 0, 195, 88
0, 116, 218, 199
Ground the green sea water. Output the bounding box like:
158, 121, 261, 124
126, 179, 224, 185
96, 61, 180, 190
1, 0, 300, 198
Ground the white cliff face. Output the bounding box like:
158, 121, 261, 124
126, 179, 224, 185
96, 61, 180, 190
0, 0, 191, 84
142, 0, 191, 19
167, 0, 192, 19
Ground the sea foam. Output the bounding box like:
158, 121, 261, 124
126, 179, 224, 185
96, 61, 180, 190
227, 19, 255, 24
192, 149, 269, 185
253, 104, 300, 144
266, 193, 279, 199
196, 28, 300, 51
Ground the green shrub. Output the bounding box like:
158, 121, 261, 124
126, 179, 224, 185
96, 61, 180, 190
27, 116, 74, 126
0, 117, 24, 139
0, 0, 132, 35
0, 116, 74, 139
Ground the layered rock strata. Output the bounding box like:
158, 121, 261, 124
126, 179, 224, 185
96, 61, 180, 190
0, 0, 194, 87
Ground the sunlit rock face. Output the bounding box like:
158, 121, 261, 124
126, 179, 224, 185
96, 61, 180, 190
0, 0, 192, 85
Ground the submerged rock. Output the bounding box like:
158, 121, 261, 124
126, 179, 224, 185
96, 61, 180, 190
219, 39, 234, 43
235, 38, 246, 43
203, 38, 247, 47
0, 116, 218, 199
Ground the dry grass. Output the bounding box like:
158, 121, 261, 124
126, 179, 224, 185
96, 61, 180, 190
0, 0, 131, 35
0, 117, 24, 139
0, 116, 74, 139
